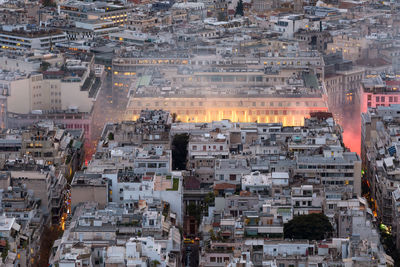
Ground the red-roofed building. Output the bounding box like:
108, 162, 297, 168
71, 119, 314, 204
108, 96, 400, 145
214, 183, 236, 196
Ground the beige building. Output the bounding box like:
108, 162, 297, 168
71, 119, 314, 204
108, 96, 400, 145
324, 67, 364, 125
327, 35, 369, 62
71, 173, 108, 209
2, 66, 96, 115
10, 171, 51, 213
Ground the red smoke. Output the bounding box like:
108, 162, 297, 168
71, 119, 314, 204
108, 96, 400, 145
341, 107, 361, 155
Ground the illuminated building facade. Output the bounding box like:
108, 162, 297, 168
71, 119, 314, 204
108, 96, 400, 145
115, 51, 328, 126
0, 29, 67, 51
126, 94, 328, 126
58, 1, 131, 26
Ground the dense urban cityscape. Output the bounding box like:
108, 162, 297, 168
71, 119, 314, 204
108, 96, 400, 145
0, 0, 398, 266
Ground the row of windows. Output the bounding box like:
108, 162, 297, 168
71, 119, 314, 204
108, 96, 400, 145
192, 145, 225, 151
136, 162, 167, 168
209, 257, 230, 263
115, 58, 320, 67
373, 96, 399, 103
134, 101, 320, 108
3, 211, 29, 218
322, 180, 353, 185
65, 124, 90, 131
127, 109, 316, 116
298, 164, 354, 169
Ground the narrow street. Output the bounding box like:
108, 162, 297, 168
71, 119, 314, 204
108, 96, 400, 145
86, 72, 127, 162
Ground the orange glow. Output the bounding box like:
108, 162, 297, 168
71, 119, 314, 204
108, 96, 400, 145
127, 107, 328, 127
341, 106, 361, 154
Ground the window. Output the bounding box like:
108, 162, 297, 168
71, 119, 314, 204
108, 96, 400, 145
230, 174, 236, 181
381, 96, 385, 102
376, 96, 380, 102
148, 163, 157, 168
192, 145, 197, 150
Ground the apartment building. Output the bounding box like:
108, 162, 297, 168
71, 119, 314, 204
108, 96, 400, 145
214, 158, 251, 186
291, 184, 324, 215
323, 52, 364, 125
58, 0, 131, 26
71, 173, 108, 209
360, 75, 400, 113
361, 105, 400, 227
0, 27, 67, 51
1, 54, 99, 117
327, 34, 369, 62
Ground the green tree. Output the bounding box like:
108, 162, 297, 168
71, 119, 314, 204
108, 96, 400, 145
151, 260, 161, 267
40, 61, 51, 72
204, 192, 215, 206
209, 229, 216, 241
203, 192, 215, 215
235, 0, 244, 17
43, 0, 56, 7
1, 240, 8, 263
187, 202, 201, 223
284, 213, 333, 240
171, 133, 189, 170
